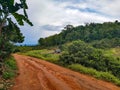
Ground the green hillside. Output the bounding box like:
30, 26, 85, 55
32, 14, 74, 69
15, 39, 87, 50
38, 21, 120, 48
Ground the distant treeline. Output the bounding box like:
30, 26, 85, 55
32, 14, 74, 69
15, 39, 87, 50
38, 20, 120, 48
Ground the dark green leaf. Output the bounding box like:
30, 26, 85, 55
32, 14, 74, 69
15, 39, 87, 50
12, 13, 33, 26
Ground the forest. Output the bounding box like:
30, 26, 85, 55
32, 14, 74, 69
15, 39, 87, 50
38, 21, 120, 49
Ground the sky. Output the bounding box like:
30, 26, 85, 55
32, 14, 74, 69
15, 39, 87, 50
17, 0, 120, 45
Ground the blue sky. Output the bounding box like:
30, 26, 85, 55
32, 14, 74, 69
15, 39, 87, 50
17, 0, 120, 45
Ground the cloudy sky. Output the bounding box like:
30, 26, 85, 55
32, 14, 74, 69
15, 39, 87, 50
18, 0, 120, 45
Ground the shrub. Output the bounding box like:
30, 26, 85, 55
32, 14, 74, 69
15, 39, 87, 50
59, 40, 120, 78
2, 71, 15, 80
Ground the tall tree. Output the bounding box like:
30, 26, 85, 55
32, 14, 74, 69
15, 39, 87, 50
0, 0, 33, 62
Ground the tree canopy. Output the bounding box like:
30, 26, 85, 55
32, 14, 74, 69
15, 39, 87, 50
38, 21, 120, 48
0, 0, 33, 61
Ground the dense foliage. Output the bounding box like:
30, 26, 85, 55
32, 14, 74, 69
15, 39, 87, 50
91, 38, 120, 49
38, 21, 120, 48
59, 40, 120, 78
0, 0, 32, 62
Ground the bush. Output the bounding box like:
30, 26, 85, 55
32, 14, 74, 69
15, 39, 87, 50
2, 71, 15, 80
59, 40, 120, 78
0, 40, 14, 62
91, 38, 120, 49
4, 57, 17, 70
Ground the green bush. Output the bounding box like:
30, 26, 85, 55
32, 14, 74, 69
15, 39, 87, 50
91, 38, 120, 49
2, 71, 15, 80
59, 40, 120, 78
4, 57, 17, 70
0, 40, 14, 61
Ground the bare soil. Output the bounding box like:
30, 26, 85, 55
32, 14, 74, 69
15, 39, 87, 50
11, 54, 120, 90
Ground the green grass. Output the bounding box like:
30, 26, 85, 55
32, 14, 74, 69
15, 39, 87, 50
68, 64, 120, 86
104, 47, 120, 58
0, 56, 17, 90
2, 56, 17, 80
24, 49, 60, 63
15, 46, 34, 53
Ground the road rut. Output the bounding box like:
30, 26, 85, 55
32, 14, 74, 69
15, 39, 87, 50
11, 54, 120, 90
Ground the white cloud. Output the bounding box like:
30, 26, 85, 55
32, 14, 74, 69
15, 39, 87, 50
19, 0, 119, 44
63, 0, 120, 18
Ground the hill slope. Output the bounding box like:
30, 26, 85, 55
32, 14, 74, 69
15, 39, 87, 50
38, 21, 120, 48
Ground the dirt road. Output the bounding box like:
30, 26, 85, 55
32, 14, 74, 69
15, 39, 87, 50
12, 54, 120, 90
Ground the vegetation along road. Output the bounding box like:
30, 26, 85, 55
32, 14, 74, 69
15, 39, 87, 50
11, 54, 120, 90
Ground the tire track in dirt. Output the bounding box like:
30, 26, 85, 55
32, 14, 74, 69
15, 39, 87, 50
11, 54, 120, 90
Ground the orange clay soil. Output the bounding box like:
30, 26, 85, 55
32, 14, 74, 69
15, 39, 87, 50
11, 54, 120, 90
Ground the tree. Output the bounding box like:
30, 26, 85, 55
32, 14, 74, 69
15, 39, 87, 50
0, 0, 33, 62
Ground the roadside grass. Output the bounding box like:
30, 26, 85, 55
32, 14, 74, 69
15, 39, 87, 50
104, 47, 120, 58
0, 56, 17, 90
24, 49, 60, 63
68, 64, 120, 86
2, 56, 17, 79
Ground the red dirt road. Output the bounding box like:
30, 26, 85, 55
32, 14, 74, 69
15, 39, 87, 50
12, 54, 120, 90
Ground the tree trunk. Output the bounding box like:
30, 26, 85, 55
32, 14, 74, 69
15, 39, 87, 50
0, 24, 3, 63
0, 24, 2, 36
0, 34, 3, 76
